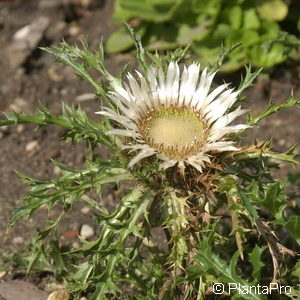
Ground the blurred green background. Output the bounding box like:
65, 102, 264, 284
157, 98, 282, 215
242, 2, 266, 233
106, 0, 300, 72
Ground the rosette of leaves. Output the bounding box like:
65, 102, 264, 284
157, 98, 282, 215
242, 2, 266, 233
1, 28, 300, 299
107, 0, 300, 71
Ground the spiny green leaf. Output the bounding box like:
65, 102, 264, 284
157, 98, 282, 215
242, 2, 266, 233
1, 102, 117, 148
235, 144, 298, 164
292, 261, 300, 278
238, 64, 262, 94
41, 41, 117, 97
249, 245, 266, 283
211, 42, 243, 72
284, 216, 300, 245
70, 261, 93, 287
238, 189, 259, 222
196, 241, 261, 300
9, 165, 132, 227
1, 108, 70, 128
124, 22, 148, 74
258, 181, 286, 219
247, 94, 300, 126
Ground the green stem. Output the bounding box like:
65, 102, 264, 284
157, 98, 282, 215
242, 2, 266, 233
0, 113, 71, 128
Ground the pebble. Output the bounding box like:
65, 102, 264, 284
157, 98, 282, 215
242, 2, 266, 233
0, 271, 6, 278
48, 66, 64, 82
80, 0, 93, 7
80, 224, 94, 239
12, 236, 24, 245
81, 206, 90, 214
75, 93, 96, 102
0, 126, 8, 132
17, 124, 25, 133
68, 25, 80, 36
60, 88, 70, 96
53, 165, 61, 176
142, 237, 155, 247
45, 283, 65, 292
7, 16, 50, 68
271, 119, 283, 126
72, 241, 80, 249
25, 140, 39, 152
47, 290, 69, 300
9, 97, 27, 113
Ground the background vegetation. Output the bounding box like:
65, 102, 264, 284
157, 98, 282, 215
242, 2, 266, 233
107, 0, 300, 71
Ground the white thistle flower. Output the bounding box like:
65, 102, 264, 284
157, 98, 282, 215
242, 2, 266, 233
96, 62, 250, 173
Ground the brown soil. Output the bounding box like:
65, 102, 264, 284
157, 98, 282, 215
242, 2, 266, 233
0, 0, 299, 296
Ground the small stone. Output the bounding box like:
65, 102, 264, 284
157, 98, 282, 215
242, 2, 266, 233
0, 271, 6, 278
60, 88, 69, 96
12, 236, 24, 245
13, 25, 31, 40
17, 124, 25, 133
9, 97, 27, 113
7, 17, 50, 68
75, 93, 96, 102
48, 65, 64, 82
55, 22, 66, 32
68, 25, 80, 36
80, 224, 94, 239
272, 119, 282, 126
47, 290, 69, 300
142, 237, 155, 247
0, 125, 8, 132
80, 0, 93, 7
25, 140, 39, 152
80, 297, 88, 300
48, 66, 64, 82
72, 241, 80, 249
81, 206, 90, 214
45, 283, 65, 293
53, 165, 61, 176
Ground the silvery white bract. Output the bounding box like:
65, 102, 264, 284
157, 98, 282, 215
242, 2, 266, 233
96, 62, 250, 172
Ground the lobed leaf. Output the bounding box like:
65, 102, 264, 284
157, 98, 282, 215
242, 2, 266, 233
247, 94, 300, 126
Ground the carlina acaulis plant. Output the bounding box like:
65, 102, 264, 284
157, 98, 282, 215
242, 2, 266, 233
1, 25, 299, 300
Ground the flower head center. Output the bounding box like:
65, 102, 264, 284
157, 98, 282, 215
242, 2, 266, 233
140, 108, 204, 160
